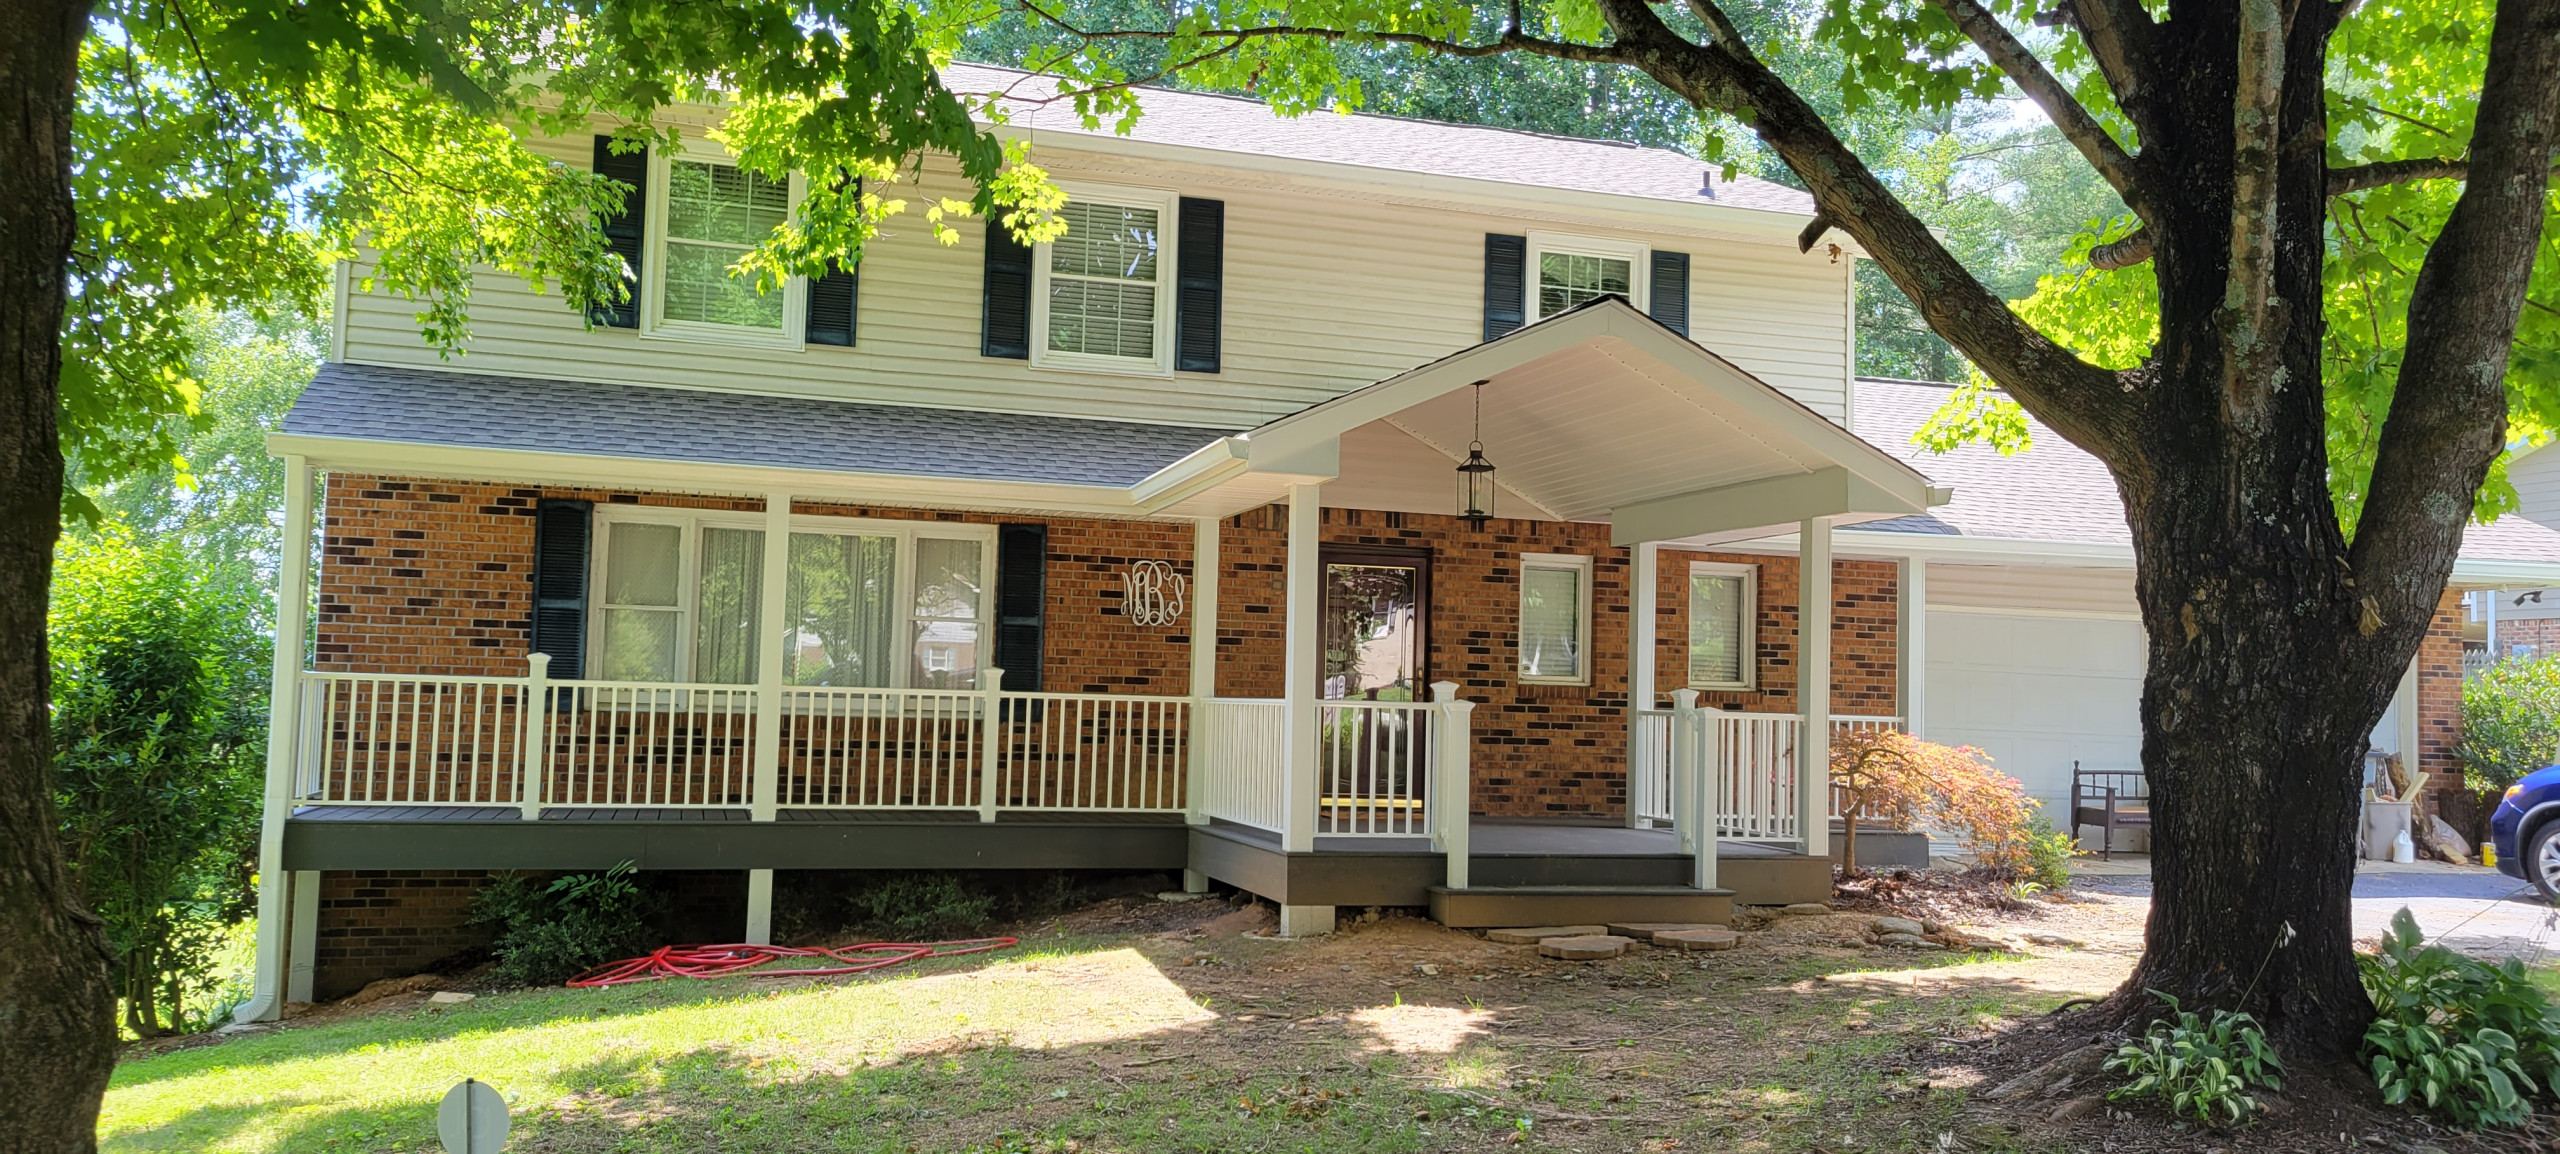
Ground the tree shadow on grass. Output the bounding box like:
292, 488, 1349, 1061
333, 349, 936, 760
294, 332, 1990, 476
109, 938, 1095, 1095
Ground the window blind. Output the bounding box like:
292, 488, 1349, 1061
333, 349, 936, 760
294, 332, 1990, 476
1520, 564, 1585, 680
1690, 572, 1749, 686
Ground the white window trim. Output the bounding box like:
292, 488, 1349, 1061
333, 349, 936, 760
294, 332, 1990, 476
1029, 181, 1179, 377
1518, 552, 1595, 686
1688, 560, 1758, 691
586, 506, 993, 687
639, 137, 808, 351
1526, 230, 1649, 319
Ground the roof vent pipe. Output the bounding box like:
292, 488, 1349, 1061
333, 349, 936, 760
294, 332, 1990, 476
1699, 169, 1716, 198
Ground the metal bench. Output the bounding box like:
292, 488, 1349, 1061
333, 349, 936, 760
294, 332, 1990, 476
2071, 762, 2150, 860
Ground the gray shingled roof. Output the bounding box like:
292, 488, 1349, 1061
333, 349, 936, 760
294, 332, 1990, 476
1854, 376, 2560, 564
283, 363, 1227, 488
948, 63, 1816, 217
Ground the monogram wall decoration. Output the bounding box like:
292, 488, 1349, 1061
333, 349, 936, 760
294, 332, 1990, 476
1122, 560, 1187, 628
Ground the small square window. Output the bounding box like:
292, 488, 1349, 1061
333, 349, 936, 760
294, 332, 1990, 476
1526, 232, 1647, 320
1689, 562, 1757, 690
1520, 553, 1594, 685
1032, 186, 1177, 374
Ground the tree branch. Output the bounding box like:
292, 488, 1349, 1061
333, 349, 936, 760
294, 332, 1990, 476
1930, 0, 2150, 220
2216, 0, 2289, 424
1012, 1, 1626, 64
2085, 158, 2528, 271
2352, 0, 2560, 642
1596, 0, 2131, 451
2056, 0, 2158, 129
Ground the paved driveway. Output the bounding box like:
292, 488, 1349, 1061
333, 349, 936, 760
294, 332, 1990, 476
2351, 868, 2559, 962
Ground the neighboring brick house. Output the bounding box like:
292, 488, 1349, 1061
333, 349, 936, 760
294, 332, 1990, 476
237, 66, 2560, 1014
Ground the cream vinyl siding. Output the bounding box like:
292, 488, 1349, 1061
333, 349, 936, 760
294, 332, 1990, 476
338, 138, 1852, 430
2510, 442, 2560, 531
1927, 564, 2138, 619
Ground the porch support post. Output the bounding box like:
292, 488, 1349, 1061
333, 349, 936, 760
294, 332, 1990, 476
1899, 556, 1926, 740
2393, 654, 2421, 769
1186, 516, 1220, 827
1431, 681, 1473, 890
751, 492, 791, 821
1282, 484, 1323, 853
745, 869, 775, 945
239, 454, 313, 1023
1798, 517, 1832, 860
287, 870, 321, 1003
1627, 540, 1659, 828
1671, 689, 1716, 890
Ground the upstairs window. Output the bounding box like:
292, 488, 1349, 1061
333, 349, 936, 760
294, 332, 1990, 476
1519, 553, 1593, 685
643, 145, 805, 347
1688, 561, 1757, 690
1527, 232, 1647, 320
1032, 186, 1176, 374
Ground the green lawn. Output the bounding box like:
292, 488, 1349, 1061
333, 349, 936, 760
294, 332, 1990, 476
103, 924, 2073, 1153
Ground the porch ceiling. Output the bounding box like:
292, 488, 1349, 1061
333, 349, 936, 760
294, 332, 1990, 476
1158, 298, 1947, 541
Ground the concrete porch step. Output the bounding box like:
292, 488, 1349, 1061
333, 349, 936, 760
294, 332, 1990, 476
1426, 884, 1734, 929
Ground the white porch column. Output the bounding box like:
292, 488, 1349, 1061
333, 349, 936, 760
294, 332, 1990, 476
239, 454, 315, 1023
745, 869, 775, 945
1798, 517, 1832, 859
1627, 541, 1659, 828
1186, 516, 1221, 831
751, 491, 791, 821
1282, 484, 1323, 853
2393, 654, 2421, 768
1899, 556, 1927, 740
287, 870, 321, 1003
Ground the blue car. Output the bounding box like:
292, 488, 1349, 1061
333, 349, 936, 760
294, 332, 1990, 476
2492, 764, 2560, 901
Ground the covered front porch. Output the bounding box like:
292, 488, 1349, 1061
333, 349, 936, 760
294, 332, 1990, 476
247, 298, 1942, 1014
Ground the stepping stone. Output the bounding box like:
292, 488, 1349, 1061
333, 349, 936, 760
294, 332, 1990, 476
1652, 928, 1743, 952
1871, 916, 1926, 937
1485, 925, 1608, 944
1537, 935, 1634, 960
1782, 903, 1835, 916
1606, 922, 1714, 941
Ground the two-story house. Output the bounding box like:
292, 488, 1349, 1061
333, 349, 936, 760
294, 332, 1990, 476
235, 64, 2560, 1015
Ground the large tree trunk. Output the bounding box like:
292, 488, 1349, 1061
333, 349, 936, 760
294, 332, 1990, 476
1587, 0, 2560, 1061
0, 0, 115, 1150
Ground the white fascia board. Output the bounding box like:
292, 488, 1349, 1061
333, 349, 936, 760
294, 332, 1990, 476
1747, 527, 2560, 587
267, 433, 1163, 520
996, 126, 1822, 250
1129, 437, 1253, 512
2450, 558, 2560, 587
1610, 467, 1930, 547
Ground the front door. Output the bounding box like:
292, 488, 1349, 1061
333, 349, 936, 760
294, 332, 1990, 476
1320, 547, 1431, 833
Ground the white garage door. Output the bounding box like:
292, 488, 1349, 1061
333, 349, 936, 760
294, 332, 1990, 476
1924, 608, 2146, 817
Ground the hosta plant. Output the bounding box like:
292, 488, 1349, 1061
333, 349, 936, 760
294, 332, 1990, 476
2103, 993, 2284, 1125
2361, 908, 2560, 1128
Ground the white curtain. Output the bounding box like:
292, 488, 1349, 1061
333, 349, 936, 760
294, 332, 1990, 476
598, 522, 683, 681
692, 527, 764, 684
910, 538, 983, 689
785, 532, 897, 687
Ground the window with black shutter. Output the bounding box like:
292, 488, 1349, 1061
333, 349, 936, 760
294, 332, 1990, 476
1175, 197, 1224, 372
1649, 250, 1691, 337
981, 220, 1033, 359
1483, 234, 1527, 342
994, 524, 1046, 691
530, 499, 594, 677
589, 137, 648, 329
805, 258, 859, 346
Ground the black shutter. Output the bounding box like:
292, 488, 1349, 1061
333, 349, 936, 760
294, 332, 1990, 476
806, 257, 859, 346
981, 219, 1033, 359
590, 137, 648, 329
530, 499, 593, 678
1175, 197, 1225, 372
1484, 233, 1527, 342
994, 523, 1046, 691
1649, 250, 1691, 337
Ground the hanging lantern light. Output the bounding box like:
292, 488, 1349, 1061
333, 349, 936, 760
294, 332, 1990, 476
1456, 380, 1496, 529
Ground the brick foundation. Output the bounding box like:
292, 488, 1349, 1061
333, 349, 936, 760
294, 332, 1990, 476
311, 868, 748, 999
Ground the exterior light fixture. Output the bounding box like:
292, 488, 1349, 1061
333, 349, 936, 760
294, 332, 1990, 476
1457, 380, 1496, 530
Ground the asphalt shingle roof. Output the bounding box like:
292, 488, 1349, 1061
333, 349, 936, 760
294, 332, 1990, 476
947, 63, 1816, 217
1853, 376, 2560, 565
283, 363, 1227, 488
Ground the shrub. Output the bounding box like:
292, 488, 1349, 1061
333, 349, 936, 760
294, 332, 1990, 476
50, 529, 266, 1036
2016, 815, 2078, 892
2103, 993, 2284, 1124
2361, 908, 2560, 1128
1828, 730, 2042, 876
2457, 653, 2560, 796
470, 862, 657, 986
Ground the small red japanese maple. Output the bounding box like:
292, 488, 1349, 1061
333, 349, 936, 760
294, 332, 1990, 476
1830, 729, 2037, 877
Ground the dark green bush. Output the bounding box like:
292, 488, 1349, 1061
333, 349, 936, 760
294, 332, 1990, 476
470, 862, 657, 986
2361, 908, 2560, 1128
2458, 653, 2560, 795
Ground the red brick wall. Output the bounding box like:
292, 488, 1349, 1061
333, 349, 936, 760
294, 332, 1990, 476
2418, 587, 2466, 795
1650, 550, 1900, 716
312, 870, 496, 1000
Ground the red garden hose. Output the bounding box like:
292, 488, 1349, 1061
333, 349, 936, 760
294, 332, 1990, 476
565, 937, 1018, 987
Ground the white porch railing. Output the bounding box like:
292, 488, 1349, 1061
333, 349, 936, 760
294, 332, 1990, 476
1196, 698, 1288, 830
777, 686, 985, 810
1317, 698, 1435, 836
298, 672, 532, 807
1629, 708, 1905, 841
993, 692, 1192, 811
540, 681, 760, 808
